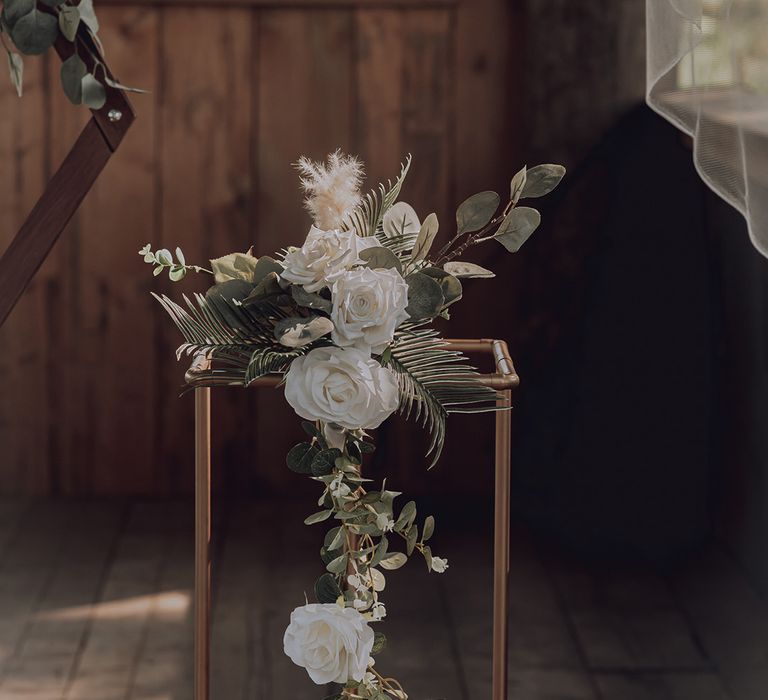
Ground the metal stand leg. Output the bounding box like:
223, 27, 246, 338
195, 387, 211, 700
492, 389, 512, 700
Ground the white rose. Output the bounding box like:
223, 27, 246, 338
281, 226, 377, 293
284, 347, 399, 429
283, 603, 374, 685
330, 268, 410, 354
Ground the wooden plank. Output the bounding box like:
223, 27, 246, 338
158, 6, 254, 495
255, 8, 354, 490
443, 527, 590, 699
0, 53, 53, 495
51, 7, 159, 496
546, 555, 707, 672
595, 672, 731, 700
98, 0, 455, 7
354, 9, 404, 188
670, 547, 768, 700
0, 505, 124, 700
401, 9, 452, 236
65, 502, 185, 700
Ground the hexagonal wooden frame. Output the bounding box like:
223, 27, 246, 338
0, 26, 135, 328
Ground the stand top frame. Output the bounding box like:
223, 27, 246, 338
185, 337, 520, 391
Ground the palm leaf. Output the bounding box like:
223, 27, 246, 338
343, 154, 412, 238
384, 327, 500, 467
153, 292, 305, 387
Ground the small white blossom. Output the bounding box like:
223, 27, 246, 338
431, 557, 449, 574
376, 513, 395, 533
370, 601, 387, 621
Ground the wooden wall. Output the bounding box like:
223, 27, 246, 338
0, 0, 522, 495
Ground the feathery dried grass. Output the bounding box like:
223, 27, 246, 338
296, 150, 364, 231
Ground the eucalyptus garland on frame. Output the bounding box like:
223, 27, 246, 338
142, 152, 564, 699
0, 0, 143, 105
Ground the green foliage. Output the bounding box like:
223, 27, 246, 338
383, 327, 499, 467
521, 163, 566, 198
151, 290, 306, 388
456, 190, 500, 234
494, 206, 541, 252
343, 155, 411, 238
315, 573, 342, 604
287, 443, 318, 474
210, 250, 258, 284
360, 246, 402, 273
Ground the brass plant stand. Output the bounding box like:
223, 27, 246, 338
190, 338, 519, 700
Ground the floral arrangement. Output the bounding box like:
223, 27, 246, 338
141, 152, 563, 699
1, 0, 142, 105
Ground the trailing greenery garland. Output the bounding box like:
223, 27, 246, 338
0, 0, 143, 105
142, 153, 564, 699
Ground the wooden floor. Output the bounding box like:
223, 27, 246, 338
0, 500, 766, 700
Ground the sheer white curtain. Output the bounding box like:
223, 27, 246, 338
647, 0, 768, 256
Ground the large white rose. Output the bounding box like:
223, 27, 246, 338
281, 226, 376, 293
283, 603, 374, 685
330, 268, 410, 354
284, 347, 399, 429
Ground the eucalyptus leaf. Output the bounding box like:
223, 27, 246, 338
6, 52, 22, 97
315, 573, 342, 604
379, 552, 407, 570
420, 267, 462, 307
422, 515, 435, 542
443, 261, 495, 279
371, 632, 387, 655
77, 0, 99, 33
81, 73, 106, 110
326, 553, 348, 575
382, 201, 420, 239
406, 526, 418, 556
60, 54, 86, 105
10, 9, 58, 56
395, 500, 416, 531
210, 251, 258, 284
304, 510, 333, 525
456, 191, 500, 234
521, 164, 565, 198
509, 165, 527, 205
58, 5, 80, 41
168, 265, 186, 282
291, 285, 332, 313
494, 206, 541, 252
311, 448, 342, 477
411, 212, 439, 262
252, 255, 283, 285
360, 246, 402, 272
243, 272, 282, 304
2, 0, 34, 28
404, 272, 443, 320
286, 442, 319, 474
275, 316, 333, 348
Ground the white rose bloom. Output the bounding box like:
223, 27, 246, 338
284, 347, 399, 429
281, 226, 377, 293
283, 603, 375, 685
330, 268, 410, 354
